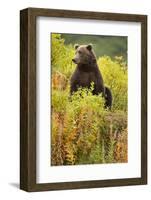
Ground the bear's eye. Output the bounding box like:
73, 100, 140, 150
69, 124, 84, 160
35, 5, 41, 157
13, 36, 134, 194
78, 50, 82, 54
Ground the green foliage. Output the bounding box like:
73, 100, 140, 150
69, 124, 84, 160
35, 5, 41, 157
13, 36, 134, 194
51, 33, 128, 166
98, 56, 127, 111
51, 33, 75, 78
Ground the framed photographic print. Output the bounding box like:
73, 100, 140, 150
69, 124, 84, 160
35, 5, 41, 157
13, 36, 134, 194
20, 8, 147, 191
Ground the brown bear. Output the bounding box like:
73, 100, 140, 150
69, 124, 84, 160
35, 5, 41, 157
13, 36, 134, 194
70, 44, 112, 109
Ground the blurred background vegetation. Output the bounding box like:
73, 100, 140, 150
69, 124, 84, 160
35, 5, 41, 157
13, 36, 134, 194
62, 33, 127, 61
51, 33, 128, 166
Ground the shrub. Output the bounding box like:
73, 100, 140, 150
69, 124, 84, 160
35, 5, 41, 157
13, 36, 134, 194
51, 33, 75, 78
98, 56, 127, 111
51, 87, 127, 165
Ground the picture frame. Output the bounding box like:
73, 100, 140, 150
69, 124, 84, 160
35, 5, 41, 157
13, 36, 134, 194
20, 7, 147, 192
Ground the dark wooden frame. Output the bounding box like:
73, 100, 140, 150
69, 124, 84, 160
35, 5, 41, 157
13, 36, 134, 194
20, 7, 147, 192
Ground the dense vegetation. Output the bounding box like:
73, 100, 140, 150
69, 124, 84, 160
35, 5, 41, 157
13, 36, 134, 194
51, 33, 128, 166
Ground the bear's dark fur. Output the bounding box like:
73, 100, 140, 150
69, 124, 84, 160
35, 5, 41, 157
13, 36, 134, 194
70, 44, 112, 109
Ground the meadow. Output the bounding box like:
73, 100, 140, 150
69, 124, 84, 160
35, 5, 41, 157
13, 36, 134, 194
51, 33, 128, 166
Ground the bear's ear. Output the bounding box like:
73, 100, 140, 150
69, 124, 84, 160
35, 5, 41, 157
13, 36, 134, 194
74, 44, 79, 50
86, 44, 92, 51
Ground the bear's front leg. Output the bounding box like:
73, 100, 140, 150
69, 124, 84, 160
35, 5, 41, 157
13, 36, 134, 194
70, 81, 79, 95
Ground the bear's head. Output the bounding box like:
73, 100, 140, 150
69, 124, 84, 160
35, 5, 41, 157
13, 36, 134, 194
72, 44, 96, 65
